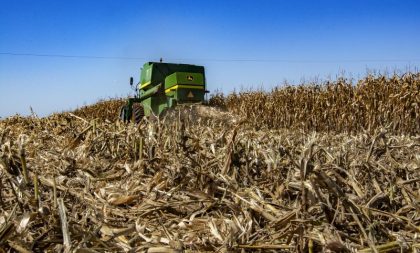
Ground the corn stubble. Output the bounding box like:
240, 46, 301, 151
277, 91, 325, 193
0, 73, 419, 252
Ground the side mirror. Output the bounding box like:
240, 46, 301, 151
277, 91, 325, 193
129, 77, 134, 86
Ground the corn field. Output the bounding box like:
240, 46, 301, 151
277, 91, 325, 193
210, 73, 420, 134
0, 73, 419, 252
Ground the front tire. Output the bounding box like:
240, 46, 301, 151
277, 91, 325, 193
120, 105, 128, 122
131, 103, 144, 123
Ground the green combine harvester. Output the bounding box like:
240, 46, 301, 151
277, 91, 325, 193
120, 61, 207, 123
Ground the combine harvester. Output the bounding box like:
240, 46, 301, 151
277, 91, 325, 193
120, 61, 208, 123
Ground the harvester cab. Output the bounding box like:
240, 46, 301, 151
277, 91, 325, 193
120, 61, 207, 123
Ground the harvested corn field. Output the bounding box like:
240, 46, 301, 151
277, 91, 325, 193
0, 74, 419, 252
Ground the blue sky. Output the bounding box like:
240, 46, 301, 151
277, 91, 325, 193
1, 0, 419, 117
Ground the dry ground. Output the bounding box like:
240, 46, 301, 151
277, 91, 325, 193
0, 74, 419, 252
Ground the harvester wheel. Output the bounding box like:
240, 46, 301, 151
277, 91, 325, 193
119, 105, 128, 122
131, 103, 144, 123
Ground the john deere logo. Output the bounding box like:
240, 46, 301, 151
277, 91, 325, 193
187, 75, 194, 81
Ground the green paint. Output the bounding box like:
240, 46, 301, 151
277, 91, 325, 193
122, 62, 207, 121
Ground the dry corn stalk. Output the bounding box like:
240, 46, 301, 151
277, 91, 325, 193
0, 73, 418, 252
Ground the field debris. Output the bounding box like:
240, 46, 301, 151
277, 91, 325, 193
0, 73, 419, 252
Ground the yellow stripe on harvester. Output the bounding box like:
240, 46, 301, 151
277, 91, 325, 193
165, 85, 204, 93
140, 81, 151, 89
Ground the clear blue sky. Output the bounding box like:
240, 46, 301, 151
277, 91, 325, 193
1, 0, 419, 117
